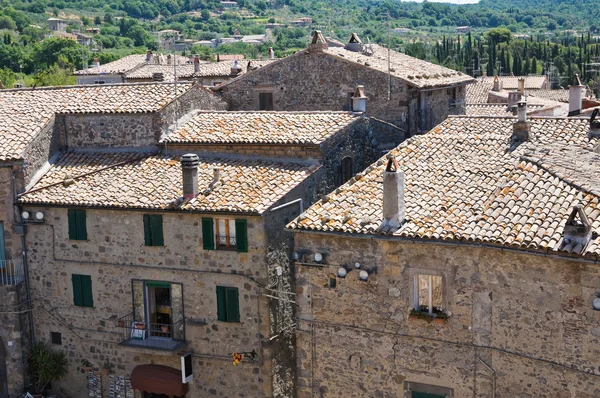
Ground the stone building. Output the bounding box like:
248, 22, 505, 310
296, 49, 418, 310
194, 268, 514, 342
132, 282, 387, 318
0, 81, 227, 397
215, 32, 474, 134
288, 110, 600, 397
6, 85, 401, 397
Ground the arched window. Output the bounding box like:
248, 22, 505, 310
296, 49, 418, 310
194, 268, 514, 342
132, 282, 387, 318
341, 156, 353, 183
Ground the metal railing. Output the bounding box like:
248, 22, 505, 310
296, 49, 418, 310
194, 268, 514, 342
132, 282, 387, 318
216, 235, 236, 250
116, 312, 186, 351
0, 259, 25, 286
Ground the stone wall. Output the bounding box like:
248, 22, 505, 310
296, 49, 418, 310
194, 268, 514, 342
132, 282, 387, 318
75, 75, 124, 85
23, 207, 274, 397
0, 167, 20, 261
293, 233, 600, 397
21, 116, 62, 187
166, 144, 324, 160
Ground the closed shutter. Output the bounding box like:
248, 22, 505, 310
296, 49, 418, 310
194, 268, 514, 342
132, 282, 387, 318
81, 275, 93, 307
235, 219, 248, 253
216, 286, 227, 321
226, 287, 240, 322
150, 215, 164, 246
77, 210, 87, 241
143, 215, 152, 246
0, 222, 5, 263
72, 274, 83, 306
68, 209, 78, 240
202, 218, 214, 250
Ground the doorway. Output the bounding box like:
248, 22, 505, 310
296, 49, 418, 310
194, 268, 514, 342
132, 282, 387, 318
145, 282, 172, 338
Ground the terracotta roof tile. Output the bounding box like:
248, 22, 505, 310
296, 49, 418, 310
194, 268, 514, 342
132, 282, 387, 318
289, 116, 600, 256
19, 151, 320, 214
162, 111, 361, 145
74, 54, 191, 75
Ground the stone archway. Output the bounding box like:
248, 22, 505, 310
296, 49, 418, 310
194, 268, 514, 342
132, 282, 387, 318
0, 337, 8, 398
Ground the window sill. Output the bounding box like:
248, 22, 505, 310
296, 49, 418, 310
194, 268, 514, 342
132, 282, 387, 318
408, 311, 448, 325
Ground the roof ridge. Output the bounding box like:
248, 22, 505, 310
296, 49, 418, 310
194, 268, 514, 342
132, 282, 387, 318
0, 80, 194, 93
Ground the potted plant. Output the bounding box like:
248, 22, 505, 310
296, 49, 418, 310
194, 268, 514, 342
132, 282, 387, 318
118, 319, 125, 328
81, 359, 93, 373
28, 343, 68, 397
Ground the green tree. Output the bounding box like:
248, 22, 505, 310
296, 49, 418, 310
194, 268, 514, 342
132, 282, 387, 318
0, 15, 16, 30
28, 343, 68, 394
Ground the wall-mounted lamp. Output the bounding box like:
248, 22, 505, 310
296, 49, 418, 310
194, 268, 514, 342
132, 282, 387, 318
354, 262, 361, 269
337, 267, 347, 278
593, 295, 600, 311
314, 253, 323, 263
358, 267, 377, 281
21, 211, 30, 220
35, 211, 44, 221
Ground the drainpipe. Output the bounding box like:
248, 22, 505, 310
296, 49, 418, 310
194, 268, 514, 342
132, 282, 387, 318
477, 355, 496, 398
0, 339, 7, 398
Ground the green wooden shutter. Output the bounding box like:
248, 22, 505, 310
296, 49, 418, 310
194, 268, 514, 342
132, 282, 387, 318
72, 274, 83, 306
80, 275, 93, 307
68, 209, 78, 240
77, 210, 87, 241
226, 287, 240, 322
151, 215, 164, 246
0, 222, 5, 264
235, 219, 248, 253
143, 215, 152, 246
216, 286, 227, 321
202, 218, 214, 250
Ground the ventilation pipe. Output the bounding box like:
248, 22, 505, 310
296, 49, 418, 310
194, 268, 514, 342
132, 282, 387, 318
181, 154, 200, 199
379, 157, 405, 233
512, 99, 531, 142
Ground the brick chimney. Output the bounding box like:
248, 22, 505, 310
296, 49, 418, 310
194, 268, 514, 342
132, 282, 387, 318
512, 99, 531, 142
181, 154, 200, 199
568, 74, 584, 116
351, 85, 367, 114
194, 57, 200, 73
380, 157, 405, 232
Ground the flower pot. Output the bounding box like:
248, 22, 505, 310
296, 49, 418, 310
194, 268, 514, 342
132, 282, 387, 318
432, 317, 447, 325
161, 326, 169, 333
118, 320, 125, 328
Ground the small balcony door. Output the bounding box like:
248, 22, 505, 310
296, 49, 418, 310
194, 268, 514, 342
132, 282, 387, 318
132, 280, 184, 342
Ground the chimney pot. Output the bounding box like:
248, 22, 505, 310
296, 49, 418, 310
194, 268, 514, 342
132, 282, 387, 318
181, 154, 200, 199
167, 54, 172, 65
512, 100, 531, 142
230, 60, 242, 76
194, 57, 200, 73
518, 77, 525, 94
351, 85, 367, 114
268, 47, 275, 59
492, 75, 503, 92
380, 157, 405, 233
568, 73, 584, 117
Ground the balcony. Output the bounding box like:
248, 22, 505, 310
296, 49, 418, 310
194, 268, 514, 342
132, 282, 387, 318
116, 312, 186, 351
0, 259, 25, 286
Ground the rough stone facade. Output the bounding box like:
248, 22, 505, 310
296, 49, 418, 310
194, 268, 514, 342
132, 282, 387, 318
217, 51, 467, 134
293, 233, 600, 397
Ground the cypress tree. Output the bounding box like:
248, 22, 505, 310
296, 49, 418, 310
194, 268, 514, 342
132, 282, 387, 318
531, 56, 537, 74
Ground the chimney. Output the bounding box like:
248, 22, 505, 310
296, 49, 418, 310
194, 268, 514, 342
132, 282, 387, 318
380, 157, 405, 232
167, 54, 172, 65
351, 85, 367, 114
309, 31, 328, 51
517, 77, 525, 94
181, 154, 200, 200
507, 91, 522, 109
146, 50, 153, 63
230, 60, 242, 76
268, 47, 275, 59
93, 58, 100, 68
345, 33, 362, 52
492, 75, 502, 92
194, 57, 200, 73
568, 74, 584, 116
512, 99, 531, 142
563, 205, 593, 248
202, 168, 221, 196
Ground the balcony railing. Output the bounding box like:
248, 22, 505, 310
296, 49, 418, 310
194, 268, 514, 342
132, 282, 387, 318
216, 235, 236, 250
0, 259, 25, 286
116, 312, 186, 351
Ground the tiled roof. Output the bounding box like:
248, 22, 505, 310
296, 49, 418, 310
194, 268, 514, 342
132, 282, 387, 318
323, 44, 474, 89
74, 54, 191, 75
481, 76, 549, 90
0, 82, 195, 161
19, 151, 320, 214
162, 111, 360, 145
465, 104, 544, 117
527, 89, 569, 103
466, 79, 493, 104
125, 64, 198, 80
193, 60, 276, 78
288, 116, 600, 257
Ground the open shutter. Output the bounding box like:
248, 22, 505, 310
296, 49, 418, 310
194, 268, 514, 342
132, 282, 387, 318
72, 274, 83, 306
68, 209, 78, 240
151, 215, 164, 246
226, 288, 240, 322
143, 215, 152, 246
77, 210, 87, 241
216, 286, 227, 321
202, 218, 214, 250
235, 219, 248, 253
81, 275, 93, 307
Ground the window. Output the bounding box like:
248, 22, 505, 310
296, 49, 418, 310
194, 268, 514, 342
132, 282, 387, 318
51, 332, 62, 345
72, 274, 93, 307
202, 218, 247, 252
343, 91, 354, 111
405, 381, 453, 397
0, 222, 5, 263
414, 274, 443, 315
258, 92, 273, 110
94, 81, 105, 85
341, 156, 353, 183
213, 81, 222, 86
143, 215, 164, 246
68, 209, 87, 241
216, 286, 239, 322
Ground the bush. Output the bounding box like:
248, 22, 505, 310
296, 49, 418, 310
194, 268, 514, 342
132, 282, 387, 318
28, 342, 68, 394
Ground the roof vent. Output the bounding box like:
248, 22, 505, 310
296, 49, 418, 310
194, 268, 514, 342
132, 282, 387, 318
563, 205, 593, 247
167, 54, 172, 65
181, 154, 200, 200
345, 33, 363, 52
93, 58, 100, 68
512, 99, 531, 142
378, 157, 405, 234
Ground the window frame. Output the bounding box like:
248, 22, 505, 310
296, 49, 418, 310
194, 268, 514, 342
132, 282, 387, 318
258, 92, 274, 111
341, 156, 353, 184
68, 209, 87, 241
408, 268, 447, 316
404, 381, 453, 397
216, 285, 240, 322
143, 214, 164, 247
202, 217, 248, 252
72, 274, 94, 308
215, 218, 237, 250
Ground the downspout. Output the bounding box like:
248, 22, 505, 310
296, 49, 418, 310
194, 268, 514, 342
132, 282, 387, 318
477, 355, 496, 398
11, 169, 34, 346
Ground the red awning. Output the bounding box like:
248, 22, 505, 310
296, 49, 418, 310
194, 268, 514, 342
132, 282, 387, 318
131, 364, 189, 397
